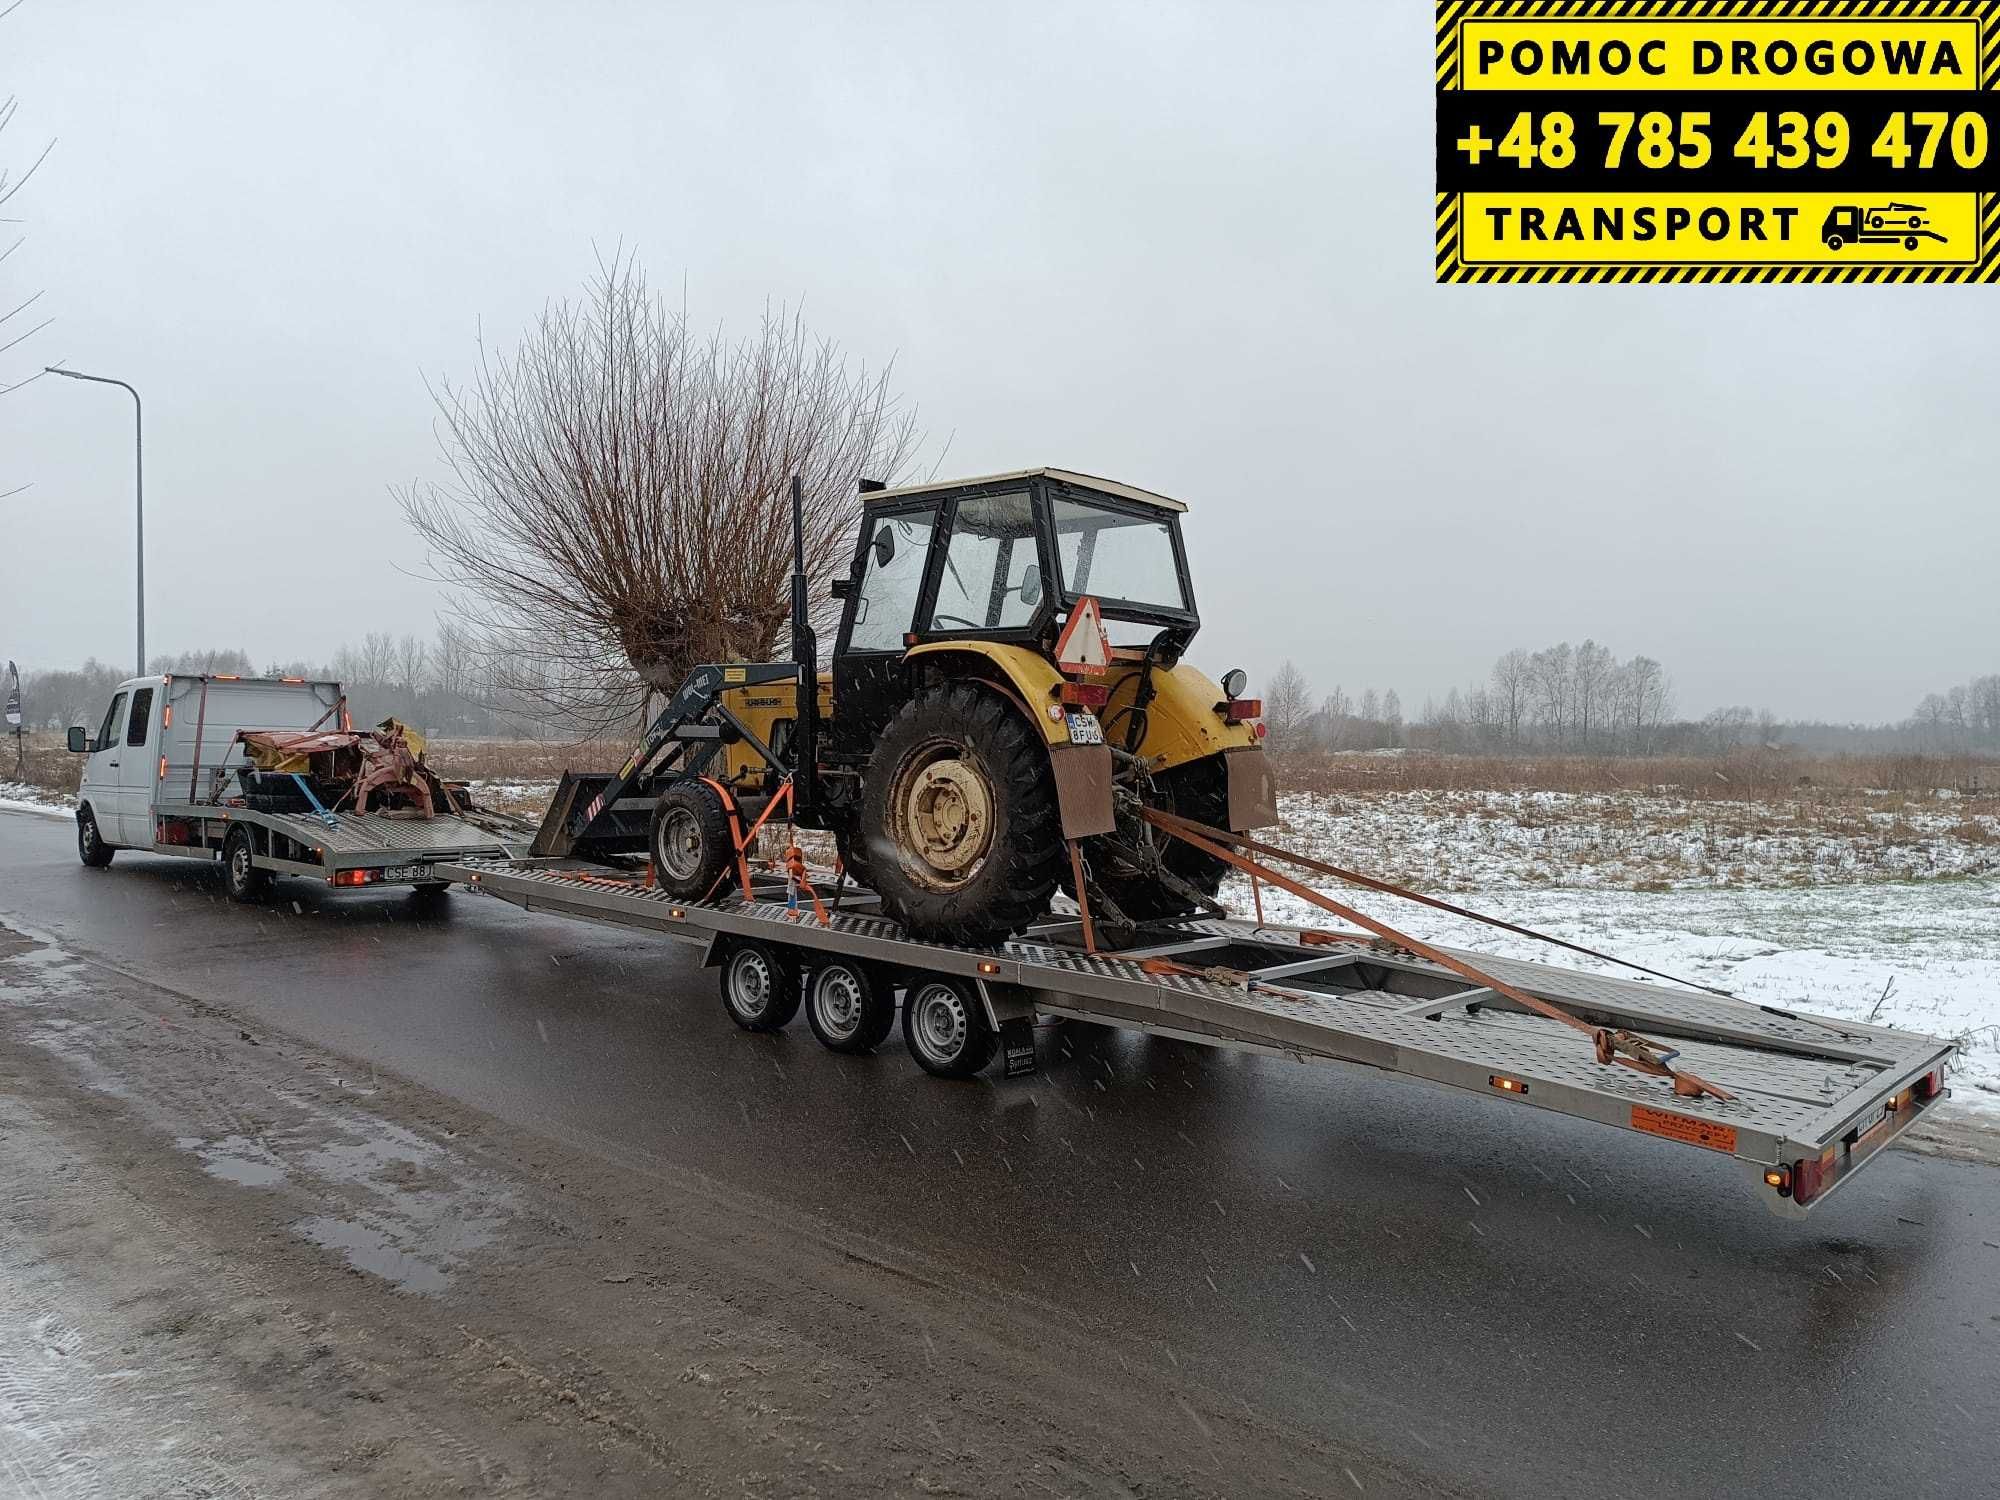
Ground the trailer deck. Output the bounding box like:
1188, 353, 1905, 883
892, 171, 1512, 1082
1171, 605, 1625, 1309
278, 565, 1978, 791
443, 854, 1955, 1217
149, 802, 534, 883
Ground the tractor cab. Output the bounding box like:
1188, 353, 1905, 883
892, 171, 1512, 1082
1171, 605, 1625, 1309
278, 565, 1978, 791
828, 469, 1203, 766
836, 468, 1198, 654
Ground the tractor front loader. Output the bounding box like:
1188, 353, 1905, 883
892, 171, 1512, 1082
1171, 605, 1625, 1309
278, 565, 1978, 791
532, 467, 1279, 946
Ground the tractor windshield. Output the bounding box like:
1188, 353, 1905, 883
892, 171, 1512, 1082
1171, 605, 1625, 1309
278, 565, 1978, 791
1051, 498, 1188, 614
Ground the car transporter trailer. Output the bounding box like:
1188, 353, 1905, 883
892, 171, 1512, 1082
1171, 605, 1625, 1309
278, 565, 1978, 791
438, 850, 1956, 1219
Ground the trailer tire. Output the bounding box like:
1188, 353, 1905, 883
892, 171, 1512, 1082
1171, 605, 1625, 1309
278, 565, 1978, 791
77, 807, 115, 868
653, 781, 736, 900
902, 976, 998, 1079
718, 940, 801, 1032
223, 827, 269, 903
862, 682, 1063, 945
805, 958, 896, 1054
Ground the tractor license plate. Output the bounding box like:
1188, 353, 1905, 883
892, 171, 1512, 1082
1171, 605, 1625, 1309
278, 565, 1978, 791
382, 863, 431, 882
1065, 712, 1104, 745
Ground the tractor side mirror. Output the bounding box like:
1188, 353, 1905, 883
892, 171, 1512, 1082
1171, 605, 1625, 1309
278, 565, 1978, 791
1018, 563, 1043, 606
871, 525, 895, 568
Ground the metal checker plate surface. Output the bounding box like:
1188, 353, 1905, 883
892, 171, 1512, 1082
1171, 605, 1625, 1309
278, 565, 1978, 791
446, 862, 1952, 1152
259, 813, 518, 856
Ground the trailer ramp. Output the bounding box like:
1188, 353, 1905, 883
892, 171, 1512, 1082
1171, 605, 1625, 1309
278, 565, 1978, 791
442, 857, 1954, 1217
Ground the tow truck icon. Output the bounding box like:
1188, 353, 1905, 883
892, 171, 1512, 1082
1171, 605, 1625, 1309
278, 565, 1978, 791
1821, 202, 1947, 251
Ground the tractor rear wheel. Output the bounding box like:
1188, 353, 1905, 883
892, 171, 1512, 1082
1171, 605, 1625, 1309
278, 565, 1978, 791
1076, 755, 1232, 921
861, 682, 1063, 945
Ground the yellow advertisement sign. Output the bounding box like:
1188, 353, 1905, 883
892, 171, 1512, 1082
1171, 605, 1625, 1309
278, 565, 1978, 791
1437, 0, 2000, 282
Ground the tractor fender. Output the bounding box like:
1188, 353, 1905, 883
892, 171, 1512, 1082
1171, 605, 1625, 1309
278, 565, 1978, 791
1100, 660, 1261, 771
903, 642, 1114, 839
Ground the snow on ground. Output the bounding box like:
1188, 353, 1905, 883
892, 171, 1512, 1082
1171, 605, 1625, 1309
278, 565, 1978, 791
1231, 791, 2000, 1113
0, 780, 71, 819
1273, 786, 2000, 892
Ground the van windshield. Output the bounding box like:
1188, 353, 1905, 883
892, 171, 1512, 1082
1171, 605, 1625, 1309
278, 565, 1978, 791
1051, 499, 1187, 613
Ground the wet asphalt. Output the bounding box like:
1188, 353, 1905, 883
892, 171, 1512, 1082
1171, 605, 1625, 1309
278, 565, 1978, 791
3, 809, 1997, 1499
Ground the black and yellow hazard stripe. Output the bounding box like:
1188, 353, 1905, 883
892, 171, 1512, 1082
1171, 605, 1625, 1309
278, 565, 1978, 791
1437, 0, 2000, 282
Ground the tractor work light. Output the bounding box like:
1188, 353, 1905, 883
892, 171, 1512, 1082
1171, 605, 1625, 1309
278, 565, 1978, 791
1221, 668, 1248, 699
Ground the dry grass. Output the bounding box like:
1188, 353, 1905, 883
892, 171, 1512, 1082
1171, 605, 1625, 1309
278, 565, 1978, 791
1273, 748, 2000, 800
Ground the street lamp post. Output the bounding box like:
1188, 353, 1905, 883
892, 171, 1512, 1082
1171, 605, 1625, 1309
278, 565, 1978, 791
46, 367, 144, 676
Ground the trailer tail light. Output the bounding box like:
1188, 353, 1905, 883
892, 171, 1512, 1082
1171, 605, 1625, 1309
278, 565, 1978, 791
1222, 698, 1262, 723
331, 869, 378, 888
1488, 1074, 1528, 1095
1058, 681, 1109, 707
1790, 1150, 1836, 1206
1764, 1166, 1792, 1197
1916, 1067, 1945, 1101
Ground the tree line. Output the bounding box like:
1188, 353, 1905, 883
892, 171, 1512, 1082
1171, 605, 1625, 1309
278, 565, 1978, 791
14, 627, 599, 741
1908, 673, 2000, 751
1263, 641, 1682, 755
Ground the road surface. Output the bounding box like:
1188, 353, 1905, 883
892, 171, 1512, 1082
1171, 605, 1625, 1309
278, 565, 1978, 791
3, 806, 1997, 1497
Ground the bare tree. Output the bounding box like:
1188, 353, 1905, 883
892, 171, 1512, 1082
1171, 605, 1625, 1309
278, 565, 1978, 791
1320, 684, 1351, 749
402, 253, 923, 734
1490, 649, 1530, 747
1262, 659, 1312, 747
1, 4, 54, 396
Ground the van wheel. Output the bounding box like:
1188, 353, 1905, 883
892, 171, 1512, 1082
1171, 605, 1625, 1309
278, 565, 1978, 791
806, 959, 896, 1054
77, 809, 115, 868
903, 977, 998, 1079
223, 827, 269, 902
718, 940, 801, 1032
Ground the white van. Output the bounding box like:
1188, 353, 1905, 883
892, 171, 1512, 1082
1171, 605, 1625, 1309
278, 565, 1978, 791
69, 674, 527, 898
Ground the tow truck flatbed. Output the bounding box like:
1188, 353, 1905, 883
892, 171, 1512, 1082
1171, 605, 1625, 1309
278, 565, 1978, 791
443, 855, 1955, 1217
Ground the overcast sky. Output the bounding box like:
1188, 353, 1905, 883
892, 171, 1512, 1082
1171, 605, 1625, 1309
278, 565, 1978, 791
1, 1, 1991, 724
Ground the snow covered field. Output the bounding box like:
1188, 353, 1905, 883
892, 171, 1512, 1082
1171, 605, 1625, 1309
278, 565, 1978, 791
1232, 789, 2000, 1113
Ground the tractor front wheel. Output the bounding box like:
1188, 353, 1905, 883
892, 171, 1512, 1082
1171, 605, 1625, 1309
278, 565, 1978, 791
861, 683, 1063, 945
651, 781, 735, 900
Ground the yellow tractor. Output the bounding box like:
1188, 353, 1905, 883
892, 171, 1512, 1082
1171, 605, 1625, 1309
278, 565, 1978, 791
533, 468, 1278, 945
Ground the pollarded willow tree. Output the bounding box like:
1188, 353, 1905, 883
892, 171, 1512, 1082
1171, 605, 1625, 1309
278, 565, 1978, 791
402, 254, 923, 735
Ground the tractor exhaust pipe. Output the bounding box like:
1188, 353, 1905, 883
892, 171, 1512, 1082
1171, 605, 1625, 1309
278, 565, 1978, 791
789, 474, 819, 816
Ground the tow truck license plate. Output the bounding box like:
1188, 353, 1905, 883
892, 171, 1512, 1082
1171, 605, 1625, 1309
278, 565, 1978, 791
1065, 712, 1104, 745
382, 863, 432, 882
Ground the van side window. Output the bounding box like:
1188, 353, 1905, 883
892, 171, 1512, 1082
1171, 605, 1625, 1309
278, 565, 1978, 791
125, 688, 154, 747
96, 693, 128, 752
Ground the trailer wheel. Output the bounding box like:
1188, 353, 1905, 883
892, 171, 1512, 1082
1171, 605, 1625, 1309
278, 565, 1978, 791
805, 959, 896, 1054
223, 827, 269, 903
903, 976, 998, 1079
653, 781, 736, 900
718, 940, 801, 1032
76, 808, 115, 868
